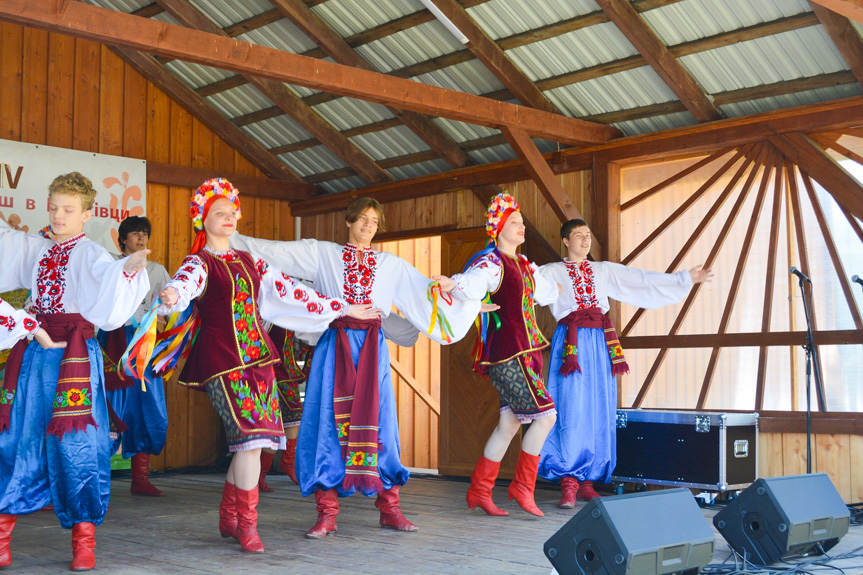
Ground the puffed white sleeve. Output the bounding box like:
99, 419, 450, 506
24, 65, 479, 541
0, 298, 40, 350
390, 256, 482, 345
158, 256, 208, 315
71, 243, 151, 331
603, 262, 692, 309
230, 233, 319, 282
0, 219, 51, 292
254, 258, 348, 333
530, 260, 560, 306
448, 255, 503, 301
134, 262, 172, 324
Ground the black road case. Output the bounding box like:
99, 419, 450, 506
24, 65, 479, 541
612, 409, 758, 491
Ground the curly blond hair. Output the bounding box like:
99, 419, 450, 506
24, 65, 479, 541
48, 172, 97, 211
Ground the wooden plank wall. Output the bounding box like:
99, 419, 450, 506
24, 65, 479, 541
0, 22, 295, 471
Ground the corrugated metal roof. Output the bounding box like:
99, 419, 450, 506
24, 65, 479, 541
164, 60, 233, 90
83, 0, 149, 13
468, 144, 517, 164
242, 115, 313, 147
206, 84, 275, 119
311, 0, 425, 38
720, 85, 863, 118
387, 158, 452, 180
311, 98, 395, 131
430, 118, 499, 144
681, 27, 850, 94
612, 111, 697, 137
546, 67, 678, 117
642, 0, 812, 45
350, 126, 431, 161
188, 0, 273, 29
237, 19, 319, 54
319, 175, 369, 194
468, 0, 599, 40
277, 145, 348, 178
357, 20, 467, 74
414, 59, 505, 95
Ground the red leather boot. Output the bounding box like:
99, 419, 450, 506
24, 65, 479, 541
70, 522, 96, 571
375, 486, 418, 532
306, 489, 338, 539
130, 453, 163, 497
558, 476, 579, 509
466, 456, 508, 516
508, 451, 544, 517
577, 480, 601, 501
0, 514, 17, 568
279, 439, 298, 484
235, 486, 265, 553
258, 451, 275, 493
218, 481, 238, 541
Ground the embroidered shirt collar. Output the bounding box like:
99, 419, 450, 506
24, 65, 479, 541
55, 233, 85, 249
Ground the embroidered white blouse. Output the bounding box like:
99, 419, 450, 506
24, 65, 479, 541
537, 259, 693, 321
0, 219, 151, 350
158, 248, 349, 334
229, 234, 482, 345
449, 251, 560, 307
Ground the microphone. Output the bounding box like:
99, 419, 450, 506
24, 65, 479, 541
790, 266, 811, 283
853, 275, 863, 287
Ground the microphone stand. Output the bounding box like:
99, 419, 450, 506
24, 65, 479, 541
796, 275, 824, 474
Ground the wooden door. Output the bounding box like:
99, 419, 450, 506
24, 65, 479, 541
439, 228, 521, 478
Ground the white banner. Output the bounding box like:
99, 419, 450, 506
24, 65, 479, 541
0, 140, 147, 254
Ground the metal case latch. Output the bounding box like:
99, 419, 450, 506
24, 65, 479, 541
616, 412, 628, 429
734, 440, 749, 458
695, 415, 710, 433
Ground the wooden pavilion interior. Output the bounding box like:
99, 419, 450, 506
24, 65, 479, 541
1, 0, 863, 571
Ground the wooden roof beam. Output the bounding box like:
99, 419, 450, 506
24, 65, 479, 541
424, 0, 557, 113
768, 132, 863, 219
269, 0, 471, 169
809, 2, 863, 87
288, 97, 863, 215
152, 0, 391, 185
1, 0, 619, 146
110, 47, 306, 185
810, 0, 863, 25
595, 0, 721, 122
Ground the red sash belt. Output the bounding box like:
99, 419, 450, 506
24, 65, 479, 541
331, 316, 384, 494
558, 308, 629, 377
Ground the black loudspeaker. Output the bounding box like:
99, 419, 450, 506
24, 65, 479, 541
544, 488, 714, 575
713, 473, 850, 566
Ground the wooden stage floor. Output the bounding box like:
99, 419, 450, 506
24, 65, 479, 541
7, 473, 863, 574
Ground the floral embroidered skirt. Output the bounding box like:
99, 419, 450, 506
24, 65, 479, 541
486, 350, 556, 422
205, 363, 286, 452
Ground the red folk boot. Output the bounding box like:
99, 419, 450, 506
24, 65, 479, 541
0, 514, 17, 568
306, 488, 338, 539
130, 453, 163, 497
258, 451, 275, 493
235, 486, 265, 553
70, 522, 96, 571
466, 456, 508, 516
577, 480, 602, 502
218, 481, 238, 541
279, 439, 298, 484
508, 451, 544, 517
558, 476, 579, 509
375, 486, 418, 532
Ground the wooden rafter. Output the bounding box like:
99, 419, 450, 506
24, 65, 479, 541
621, 146, 753, 267
594, 0, 721, 122
769, 132, 863, 219
267, 0, 471, 172
152, 0, 391, 185
808, 2, 863, 87
801, 175, 863, 328
755, 158, 786, 410
621, 146, 735, 211
784, 163, 827, 411
290, 98, 863, 216
810, 0, 863, 26
622, 144, 766, 338
109, 47, 305, 184
621, 329, 863, 348
696, 153, 776, 408
424, 0, 556, 113
631, 145, 770, 407
0, 0, 619, 146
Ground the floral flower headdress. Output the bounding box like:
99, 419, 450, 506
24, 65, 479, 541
485, 192, 520, 239
189, 178, 241, 232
